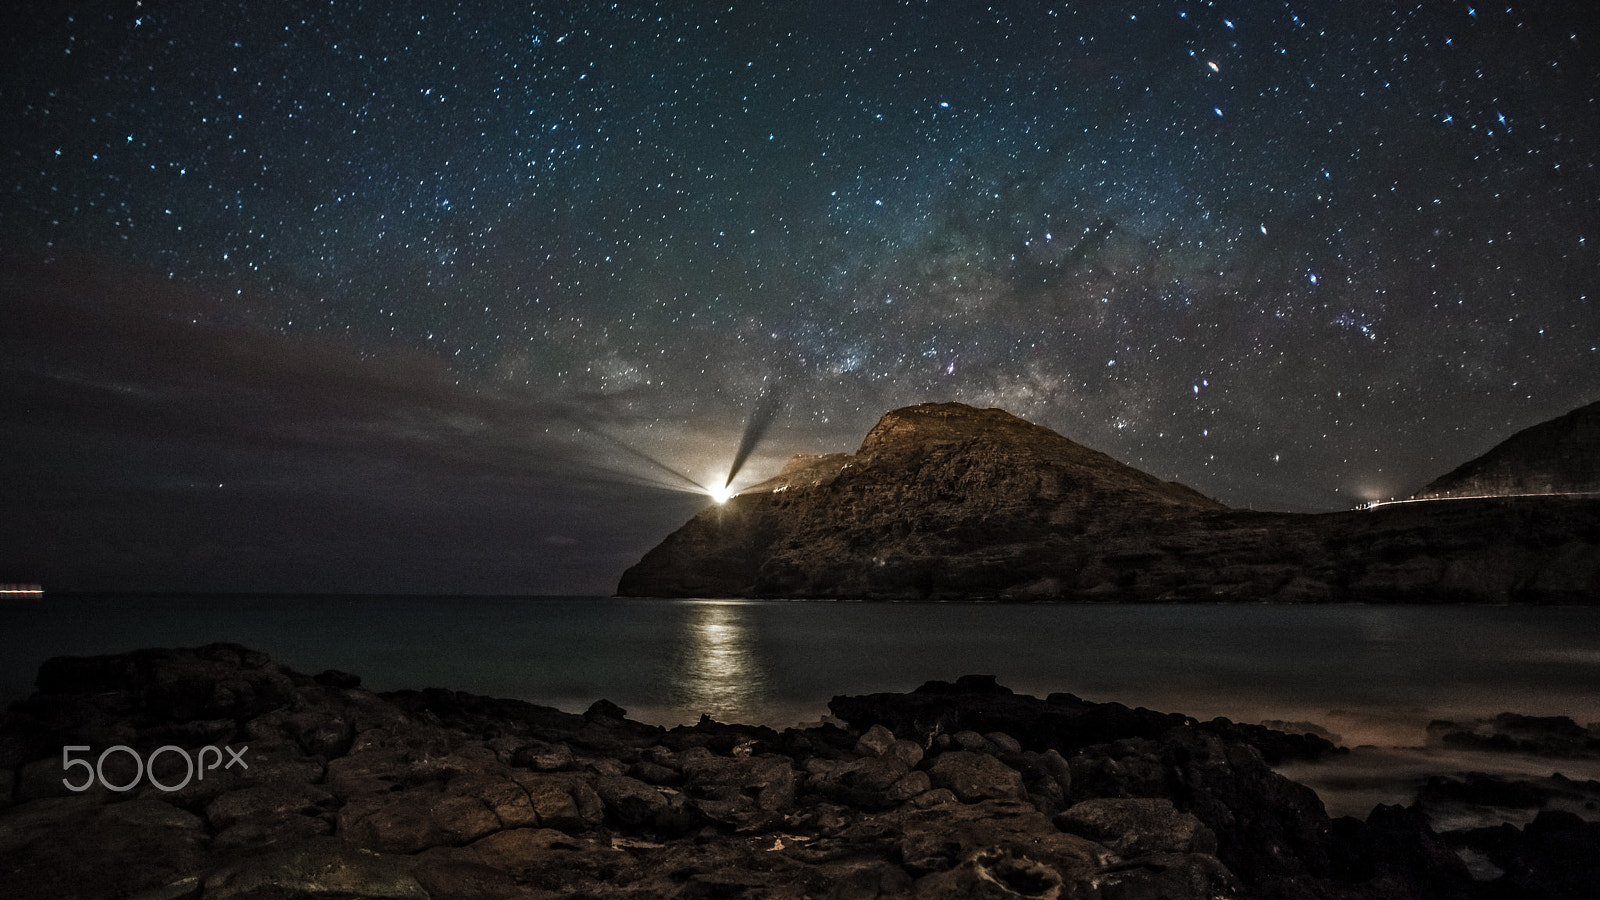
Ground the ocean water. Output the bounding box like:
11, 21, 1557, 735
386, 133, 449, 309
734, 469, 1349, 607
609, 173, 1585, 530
5, 596, 1600, 815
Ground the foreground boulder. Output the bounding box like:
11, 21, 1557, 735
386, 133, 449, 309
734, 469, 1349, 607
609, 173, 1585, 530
0, 646, 1585, 898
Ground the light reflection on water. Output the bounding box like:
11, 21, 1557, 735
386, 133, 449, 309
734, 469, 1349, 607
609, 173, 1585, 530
4, 597, 1600, 817
5, 596, 1599, 741
663, 600, 773, 723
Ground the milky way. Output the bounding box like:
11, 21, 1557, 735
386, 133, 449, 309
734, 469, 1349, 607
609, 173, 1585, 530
3, 2, 1597, 593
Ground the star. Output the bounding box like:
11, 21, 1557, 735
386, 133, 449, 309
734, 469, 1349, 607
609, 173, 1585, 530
1, 0, 1595, 591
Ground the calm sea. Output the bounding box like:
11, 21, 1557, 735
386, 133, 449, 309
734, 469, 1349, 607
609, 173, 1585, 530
5, 597, 1600, 816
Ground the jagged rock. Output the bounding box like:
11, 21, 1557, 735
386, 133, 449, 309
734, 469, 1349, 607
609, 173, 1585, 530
927, 751, 1027, 803
836, 756, 909, 794
0, 648, 1584, 899
886, 739, 925, 768
338, 785, 503, 854
811, 754, 931, 810
314, 669, 362, 690
680, 751, 796, 813
0, 797, 210, 899
911, 787, 960, 809
821, 861, 915, 899
509, 772, 604, 833
1418, 772, 1551, 810
951, 730, 992, 752
619, 401, 1600, 602
464, 826, 611, 869
854, 723, 898, 758
884, 770, 934, 806
593, 774, 670, 830
206, 781, 336, 849
1141, 730, 1334, 892
379, 687, 587, 738
1054, 798, 1218, 857
1329, 804, 1475, 899
913, 848, 1065, 900
201, 837, 428, 899
832, 678, 1337, 894
1203, 716, 1344, 765
1088, 851, 1242, 900
1040, 749, 1073, 797
410, 856, 535, 900
985, 732, 1023, 754
831, 679, 1192, 755
510, 740, 577, 771
34, 643, 296, 723
583, 698, 629, 723
895, 799, 1108, 877
626, 759, 681, 785
1446, 810, 1600, 899
455, 827, 632, 892
1427, 712, 1600, 758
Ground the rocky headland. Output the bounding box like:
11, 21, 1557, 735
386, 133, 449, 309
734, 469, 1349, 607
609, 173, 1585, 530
3, 644, 1598, 899
618, 402, 1600, 602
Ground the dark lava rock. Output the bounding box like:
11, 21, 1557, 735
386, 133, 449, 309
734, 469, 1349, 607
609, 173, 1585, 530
509, 740, 577, 772
925, 751, 1027, 803
1428, 713, 1600, 758
33, 642, 295, 724
829, 678, 1341, 765
1328, 804, 1476, 900
618, 401, 1600, 603
1418, 772, 1554, 810
1447, 810, 1600, 900
313, 669, 362, 689
1055, 797, 1218, 857
582, 698, 629, 723
829, 678, 1195, 754
829, 676, 1456, 898
0, 650, 1576, 900
1203, 716, 1347, 765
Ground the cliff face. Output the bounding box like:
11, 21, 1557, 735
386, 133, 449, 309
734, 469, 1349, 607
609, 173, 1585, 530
1412, 399, 1600, 500
618, 402, 1600, 602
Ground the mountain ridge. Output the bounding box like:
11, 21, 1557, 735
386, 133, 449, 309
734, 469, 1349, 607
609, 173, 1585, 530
742, 402, 1218, 511
1411, 399, 1600, 500
618, 402, 1600, 602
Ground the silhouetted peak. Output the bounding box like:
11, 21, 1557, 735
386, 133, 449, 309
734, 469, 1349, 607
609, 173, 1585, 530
1413, 399, 1600, 500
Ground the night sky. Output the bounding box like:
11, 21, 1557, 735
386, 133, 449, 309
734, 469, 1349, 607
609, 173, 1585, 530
3, 2, 1597, 594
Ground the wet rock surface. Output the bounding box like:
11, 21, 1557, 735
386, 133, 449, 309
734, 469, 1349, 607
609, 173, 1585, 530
0, 645, 1592, 898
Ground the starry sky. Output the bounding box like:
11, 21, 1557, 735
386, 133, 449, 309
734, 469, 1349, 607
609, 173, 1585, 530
3, 1, 1598, 594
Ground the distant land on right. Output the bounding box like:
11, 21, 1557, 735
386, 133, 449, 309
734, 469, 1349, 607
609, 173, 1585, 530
619, 400, 1600, 603
1410, 399, 1600, 501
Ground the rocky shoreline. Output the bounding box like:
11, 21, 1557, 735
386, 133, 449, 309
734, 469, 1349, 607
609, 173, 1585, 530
1, 644, 1596, 899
